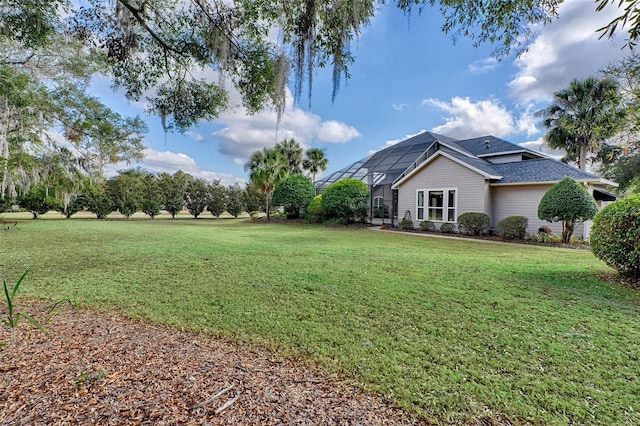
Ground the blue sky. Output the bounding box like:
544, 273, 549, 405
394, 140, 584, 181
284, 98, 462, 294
93, 1, 630, 185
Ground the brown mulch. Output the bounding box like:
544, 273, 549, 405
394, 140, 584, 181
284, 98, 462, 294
1, 302, 422, 425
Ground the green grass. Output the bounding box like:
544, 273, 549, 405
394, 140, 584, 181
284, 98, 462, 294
1, 219, 639, 424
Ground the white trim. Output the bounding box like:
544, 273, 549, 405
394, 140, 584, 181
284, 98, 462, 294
417, 187, 458, 223
490, 178, 618, 188
393, 151, 502, 189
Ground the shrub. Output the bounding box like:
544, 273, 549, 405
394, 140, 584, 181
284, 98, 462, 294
439, 223, 457, 234
307, 195, 324, 219
591, 194, 640, 279
272, 174, 315, 218
399, 218, 414, 230
497, 216, 528, 240
538, 177, 598, 243
321, 178, 369, 222
419, 221, 435, 232
457, 212, 491, 235
373, 204, 389, 218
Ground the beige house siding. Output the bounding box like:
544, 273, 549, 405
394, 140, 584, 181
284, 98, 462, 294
484, 153, 524, 164
396, 155, 488, 228
490, 184, 566, 235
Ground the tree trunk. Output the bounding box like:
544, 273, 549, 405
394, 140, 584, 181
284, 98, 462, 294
266, 191, 271, 220
579, 144, 587, 170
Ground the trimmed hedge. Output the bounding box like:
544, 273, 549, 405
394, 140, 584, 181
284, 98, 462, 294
440, 223, 456, 234
419, 221, 436, 232
497, 216, 528, 240
321, 178, 369, 222
457, 212, 491, 236
591, 194, 640, 279
400, 218, 414, 230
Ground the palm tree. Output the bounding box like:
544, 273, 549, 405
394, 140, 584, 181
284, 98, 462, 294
276, 138, 303, 174
543, 77, 626, 170
245, 148, 288, 220
303, 148, 328, 183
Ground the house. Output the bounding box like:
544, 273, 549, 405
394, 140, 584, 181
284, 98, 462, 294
315, 131, 617, 238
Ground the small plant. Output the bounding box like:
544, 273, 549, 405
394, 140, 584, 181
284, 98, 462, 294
457, 212, 491, 236
419, 221, 436, 232
2, 268, 44, 345
439, 223, 457, 234
399, 218, 414, 230
497, 216, 528, 240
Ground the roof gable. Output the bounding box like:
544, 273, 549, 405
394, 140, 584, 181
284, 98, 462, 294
455, 135, 544, 158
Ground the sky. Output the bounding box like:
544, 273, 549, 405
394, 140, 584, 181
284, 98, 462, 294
93, 1, 631, 185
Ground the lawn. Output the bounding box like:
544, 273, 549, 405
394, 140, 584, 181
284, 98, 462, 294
1, 218, 639, 424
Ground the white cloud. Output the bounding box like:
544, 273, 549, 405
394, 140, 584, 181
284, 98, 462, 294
468, 57, 500, 73
184, 131, 205, 142
422, 97, 539, 139
213, 88, 360, 158
508, 2, 628, 103
392, 103, 409, 112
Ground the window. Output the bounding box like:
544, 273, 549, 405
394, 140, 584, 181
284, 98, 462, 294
373, 196, 383, 209
417, 188, 457, 222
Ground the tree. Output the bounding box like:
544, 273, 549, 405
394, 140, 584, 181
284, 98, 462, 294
303, 148, 328, 184
84, 183, 114, 219
599, 53, 640, 193
141, 174, 164, 218
244, 183, 265, 213
226, 183, 246, 218
272, 174, 315, 218
537, 178, 599, 243
207, 180, 227, 218
543, 77, 626, 171
184, 178, 210, 218
321, 178, 369, 222
19, 183, 60, 219
6, 1, 579, 129
107, 169, 145, 218
246, 148, 288, 220
159, 171, 192, 218
276, 139, 303, 174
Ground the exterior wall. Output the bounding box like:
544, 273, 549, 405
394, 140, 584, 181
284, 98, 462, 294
484, 153, 523, 164
490, 184, 564, 235
396, 155, 488, 229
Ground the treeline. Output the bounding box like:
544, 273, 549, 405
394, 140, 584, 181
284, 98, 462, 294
5, 169, 265, 220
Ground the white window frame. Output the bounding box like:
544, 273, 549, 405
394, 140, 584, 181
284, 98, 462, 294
416, 190, 425, 220
373, 196, 384, 209
417, 188, 458, 223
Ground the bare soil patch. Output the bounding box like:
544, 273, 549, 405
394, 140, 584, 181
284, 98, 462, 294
1, 302, 420, 425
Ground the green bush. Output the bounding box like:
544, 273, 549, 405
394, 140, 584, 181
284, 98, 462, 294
457, 212, 491, 235
497, 216, 528, 240
321, 178, 369, 222
439, 223, 457, 234
272, 174, 315, 218
591, 194, 640, 279
419, 221, 435, 232
373, 204, 389, 218
538, 177, 598, 243
307, 195, 324, 218
400, 219, 414, 230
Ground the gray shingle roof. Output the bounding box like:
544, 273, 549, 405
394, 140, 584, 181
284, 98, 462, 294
438, 147, 501, 178
491, 158, 603, 184
454, 135, 542, 158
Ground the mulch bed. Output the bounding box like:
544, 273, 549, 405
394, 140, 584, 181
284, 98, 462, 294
1, 302, 421, 425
